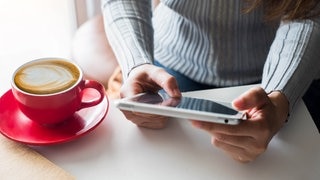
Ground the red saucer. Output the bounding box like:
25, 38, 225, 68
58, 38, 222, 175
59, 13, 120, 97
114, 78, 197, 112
0, 89, 109, 145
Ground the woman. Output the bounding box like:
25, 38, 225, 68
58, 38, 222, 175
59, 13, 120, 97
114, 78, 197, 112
100, 0, 320, 162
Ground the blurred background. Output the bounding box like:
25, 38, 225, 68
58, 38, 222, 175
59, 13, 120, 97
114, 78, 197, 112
0, 0, 100, 94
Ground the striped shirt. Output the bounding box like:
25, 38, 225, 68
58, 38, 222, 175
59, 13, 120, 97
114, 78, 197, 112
102, 0, 320, 111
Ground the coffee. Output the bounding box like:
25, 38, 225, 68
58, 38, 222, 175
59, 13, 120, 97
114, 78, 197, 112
11, 58, 105, 125
14, 60, 80, 94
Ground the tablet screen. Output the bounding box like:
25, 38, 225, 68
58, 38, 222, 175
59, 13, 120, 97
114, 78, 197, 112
128, 92, 239, 115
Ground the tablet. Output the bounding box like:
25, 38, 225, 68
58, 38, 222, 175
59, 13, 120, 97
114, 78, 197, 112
114, 92, 247, 125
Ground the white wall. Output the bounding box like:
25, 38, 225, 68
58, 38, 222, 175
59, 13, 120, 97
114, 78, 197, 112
0, 0, 78, 94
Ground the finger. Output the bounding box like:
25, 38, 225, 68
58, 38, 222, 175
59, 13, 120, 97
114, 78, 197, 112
122, 110, 167, 120
122, 110, 168, 129
119, 80, 144, 98
232, 86, 269, 111
149, 68, 181, 97
212, 137, 253, 163
138, 119, 168, 129
120, 64, 160, 98
214, 133, 256, 150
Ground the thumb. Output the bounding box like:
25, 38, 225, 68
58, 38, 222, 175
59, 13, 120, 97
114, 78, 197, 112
232, 87, 269, 111
149, 68, 181, 98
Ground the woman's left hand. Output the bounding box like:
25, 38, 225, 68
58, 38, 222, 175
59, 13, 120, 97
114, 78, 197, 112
191, 87, 289, 163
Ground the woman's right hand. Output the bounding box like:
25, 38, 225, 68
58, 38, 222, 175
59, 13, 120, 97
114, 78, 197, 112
119, 64, 181, 129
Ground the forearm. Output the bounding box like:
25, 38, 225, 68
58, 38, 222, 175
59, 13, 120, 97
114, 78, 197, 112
101, 0, 154, 78
261, 17, 320, 112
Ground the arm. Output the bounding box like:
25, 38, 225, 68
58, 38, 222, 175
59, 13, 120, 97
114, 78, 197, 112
102, 0, 181, 129
191, 18, 320, 163
261, 17, 320, 112
101, 0, 154, 78
101, 0, 180, 98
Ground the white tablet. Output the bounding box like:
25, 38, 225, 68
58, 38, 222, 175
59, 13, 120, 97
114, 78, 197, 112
114, 92, 247, 125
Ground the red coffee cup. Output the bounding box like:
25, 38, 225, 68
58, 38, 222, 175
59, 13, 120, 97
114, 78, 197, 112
11, 58, 105, 125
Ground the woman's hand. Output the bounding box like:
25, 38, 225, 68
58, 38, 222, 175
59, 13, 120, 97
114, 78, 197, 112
191, 87, 289, 163
120, 64, 181, 129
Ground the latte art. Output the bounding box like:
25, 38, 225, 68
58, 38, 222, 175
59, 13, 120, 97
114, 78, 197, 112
14, 60, 80, 94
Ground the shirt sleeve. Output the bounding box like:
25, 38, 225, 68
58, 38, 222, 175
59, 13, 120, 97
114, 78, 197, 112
261, 17, 320, 112
101, 0, 154, 79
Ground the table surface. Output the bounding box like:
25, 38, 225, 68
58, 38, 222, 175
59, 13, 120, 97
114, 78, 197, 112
33, 85, 320, 180
1, 1, 320, 179
0, 1, 76, 178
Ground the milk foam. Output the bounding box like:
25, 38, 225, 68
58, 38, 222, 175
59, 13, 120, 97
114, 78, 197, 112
14, 61, 79, 94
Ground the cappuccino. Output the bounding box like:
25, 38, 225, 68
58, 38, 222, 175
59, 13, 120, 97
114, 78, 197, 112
14, 60, 80, 94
